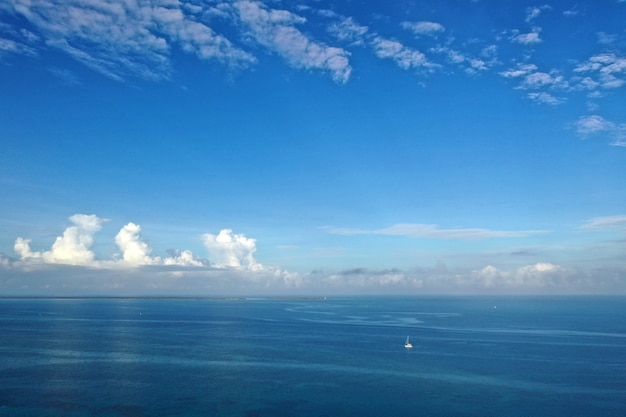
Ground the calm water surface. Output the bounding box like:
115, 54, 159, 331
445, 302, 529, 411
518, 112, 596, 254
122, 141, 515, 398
1, 296, 625, 416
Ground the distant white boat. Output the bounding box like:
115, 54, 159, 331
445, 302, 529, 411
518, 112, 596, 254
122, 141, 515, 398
404, 336, 413, 349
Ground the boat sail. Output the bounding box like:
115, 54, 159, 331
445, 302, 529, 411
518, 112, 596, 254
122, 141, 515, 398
404, 336, 413, 349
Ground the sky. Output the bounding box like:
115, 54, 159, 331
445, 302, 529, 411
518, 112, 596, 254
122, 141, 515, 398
0, 0, 625, 296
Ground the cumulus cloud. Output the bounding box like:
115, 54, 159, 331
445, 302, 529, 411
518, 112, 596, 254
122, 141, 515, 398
15, 214, 106, 265
233, 0, 352, 83
12, 214, 223, 269
323, 223, 547, 239
202, 229, 264, 271
115, 223, 157, 266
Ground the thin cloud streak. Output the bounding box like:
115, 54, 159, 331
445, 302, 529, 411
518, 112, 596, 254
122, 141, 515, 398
580, 215, 626, 230
323, 224, 548, 239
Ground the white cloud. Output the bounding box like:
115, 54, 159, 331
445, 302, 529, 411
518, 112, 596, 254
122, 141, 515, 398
233, 0, 352, 83
570, 76, 600, 92
4, 0, 254, 81
574, 115, 626, 146
574, 53, 626, 89
115, 223, 157, 266
371, 37, 436, 71
430, 46, 491, 75
500, 63, 568, 94
597, 32, 618, 45
12, 214, 212, 269
202, 229, 263, 271
471, 262, 572, 290
575, 115, 615, 135
511, 30, 542, 45
3, 216, 625, 294
525, 6, 551, 23
15, 214, 106, 266
580, 215, 626, 230
152, 4, 255, 67
13, 238, 41, 261
500, 63, 538, 78
327, 17, 368, 45
0, 253, 10, 268
527, 92, 563, 105
323, 223, 547, 239
401, 21, 445, 37
163, 250, 206, 267
0, 37, 37, 57
520, 70, 567, 89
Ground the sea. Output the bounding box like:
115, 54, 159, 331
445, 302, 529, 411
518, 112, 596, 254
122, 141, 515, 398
1, 296, 625, 417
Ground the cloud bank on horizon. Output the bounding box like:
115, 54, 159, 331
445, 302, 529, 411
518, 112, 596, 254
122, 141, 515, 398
1, 0, 625, 146
1, 214, 624, 295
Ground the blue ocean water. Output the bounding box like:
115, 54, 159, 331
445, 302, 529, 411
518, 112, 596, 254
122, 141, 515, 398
1, 296, 625, 417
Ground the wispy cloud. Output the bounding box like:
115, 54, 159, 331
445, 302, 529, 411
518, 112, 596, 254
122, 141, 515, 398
0, 36, 37, 58
323, 223, 547, 240
371, 37, 436, 71
500, 63, 538, 78
525, 5, 551, 23
401, 21, 445, 37
4, 0, 254, 81
500, 63, 569, 100
430, 46, 491, 75
327, 17, 368, 45
510, 30, 542, 45
580, 215, 626, 230
233, 1, 352, 83
527, 91, 563, 105
574, 115, 626, 146
574, 53, 626, 89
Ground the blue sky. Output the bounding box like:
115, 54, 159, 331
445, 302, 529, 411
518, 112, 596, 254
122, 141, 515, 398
1, 0, 625, 295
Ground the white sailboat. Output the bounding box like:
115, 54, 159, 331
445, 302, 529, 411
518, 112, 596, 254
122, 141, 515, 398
404, 336, 413, 349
